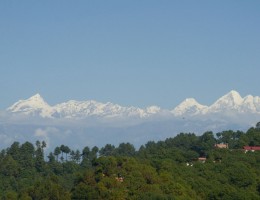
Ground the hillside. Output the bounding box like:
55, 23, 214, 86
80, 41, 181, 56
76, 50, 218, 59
0, 124, 260, 199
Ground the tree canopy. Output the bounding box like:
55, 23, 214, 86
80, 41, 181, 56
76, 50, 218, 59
0, 126, 260, 199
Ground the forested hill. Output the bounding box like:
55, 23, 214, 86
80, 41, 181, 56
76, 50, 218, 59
0, 123, 260, 199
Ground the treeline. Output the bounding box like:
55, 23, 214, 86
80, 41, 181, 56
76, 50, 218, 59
0, 124, 260, 199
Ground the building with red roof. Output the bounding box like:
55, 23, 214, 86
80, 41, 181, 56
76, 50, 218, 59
243, 146, 260, 152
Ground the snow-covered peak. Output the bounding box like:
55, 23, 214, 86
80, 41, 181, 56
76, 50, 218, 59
53, 100, 148, 119
5, 90, 260, 120
253, 96, 260, 111
182, 98, 201, 106
172, 98, 207, 116
53, 100, 121, 118
209, 90, 243, 112
7, 94, 54, 118
8, 94, 48, 111
223, 90, 243, 104
175, 98, 206, 109
243, 95, 255, 106
239, 95, 256, 112
28, 93, 43, 101
240, 95, 260, 113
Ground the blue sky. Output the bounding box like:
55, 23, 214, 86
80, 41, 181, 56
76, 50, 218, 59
0, 1, 259, 109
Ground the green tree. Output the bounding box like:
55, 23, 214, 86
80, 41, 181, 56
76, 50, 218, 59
47, 152, 55, 163
81, 146, 91, 167
225, 163, 256, 188
99, 144, 116, 157
27, 178, 70, 200
246, 127, 260, 146
91, 146, 99, 160
116, 142, 136, 156
75, 150, 81, 164
19, 142, 35, 169
54, 146, 61, 161
35, 141, 45, 172
60, 145, 66, 162
256, 121, 260, 130
0, 155, 19, 177
63, 146, 71, 161
4, 191, 18, 200
7, 142, 20, 161
199, 131, 216, 152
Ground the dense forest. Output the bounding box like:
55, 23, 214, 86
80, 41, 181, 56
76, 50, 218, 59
0, 123, 260, 199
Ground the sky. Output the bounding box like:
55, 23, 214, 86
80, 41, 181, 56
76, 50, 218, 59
0, 1, 260, 110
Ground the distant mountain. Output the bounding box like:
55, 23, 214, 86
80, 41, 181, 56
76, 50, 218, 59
172, 98, 207, 116
2, 90, 259, 150
172, 90, 260, 117
7, 94, 54, 118
7, 94, 163, 120
208, 90, 244, 113
7, 90, 260, 120
53, 101, 161, 119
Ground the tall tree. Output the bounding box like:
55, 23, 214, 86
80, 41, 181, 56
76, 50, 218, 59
99, 144, 116, 157
35, 141, 45, 172
54, 147, 61, 161
20, 142, 35, 169
63, 146, 71, 161
116, 142, 136, 156
7, 142, 20, 161
75, 150, 81, 164
60, 145, 66, 162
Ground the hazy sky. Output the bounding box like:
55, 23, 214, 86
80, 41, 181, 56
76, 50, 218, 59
1, 1, 259, 109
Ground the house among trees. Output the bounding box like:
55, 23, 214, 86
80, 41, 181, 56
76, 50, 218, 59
198, 157, 207, 163
214, 143, 229, 149
243, 146, 260, 152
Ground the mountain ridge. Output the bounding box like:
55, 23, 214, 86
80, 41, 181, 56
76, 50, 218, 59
6, 90, 260, 119
1, 90, 260, 150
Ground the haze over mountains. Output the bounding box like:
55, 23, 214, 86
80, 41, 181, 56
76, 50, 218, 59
1, 90, 259, 150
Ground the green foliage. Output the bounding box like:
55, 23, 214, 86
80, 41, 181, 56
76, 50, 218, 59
116, 142, 136, 156
0, 127, 260, 199
99, 144, 116, 156
27, 177, 71, 200
54, 146, 61, 161
256, 122, 260, 130
246, 127, 260, 146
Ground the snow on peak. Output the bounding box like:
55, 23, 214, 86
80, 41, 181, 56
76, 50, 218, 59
5, 90, 260, 119
240, 95, 256, 112
224, 90, 243, 104
183, 98, 201, 105
176, 98, 206, 109
53, 100, 125, 118
240, 95, 260, 113
209, 90, 243, 112
29, 93, 43, 100
7, 94, 54, 118
170, 90, 260, 116
172, 98, 207, 116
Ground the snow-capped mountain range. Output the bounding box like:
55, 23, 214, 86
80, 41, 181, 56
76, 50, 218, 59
1, 90, 259, 150
6, 90, 260, 119
7, 94, 162, 119
173, 90, 260, 116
